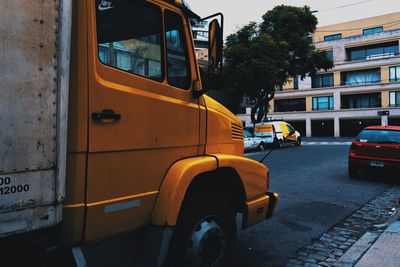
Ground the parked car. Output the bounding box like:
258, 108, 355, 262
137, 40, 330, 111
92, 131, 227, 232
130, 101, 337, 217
254, 120, 301, 148
348, 126, 400, 178
244, 129, 266, 151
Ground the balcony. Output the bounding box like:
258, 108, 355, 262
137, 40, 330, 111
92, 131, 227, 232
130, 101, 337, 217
346, 41, 399, 62
341, 69, 381, 86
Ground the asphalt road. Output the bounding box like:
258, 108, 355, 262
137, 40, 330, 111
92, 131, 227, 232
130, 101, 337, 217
232, 140, 393, 267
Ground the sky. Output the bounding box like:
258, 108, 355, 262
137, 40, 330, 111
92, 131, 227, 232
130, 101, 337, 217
188, 0, 400, 39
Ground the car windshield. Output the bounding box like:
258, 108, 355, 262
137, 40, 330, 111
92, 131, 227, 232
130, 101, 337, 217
356, 129, 400, 144
244, 130, 254, 138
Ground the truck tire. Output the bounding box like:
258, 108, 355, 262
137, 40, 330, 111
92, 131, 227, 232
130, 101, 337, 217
165, 195, 236, 267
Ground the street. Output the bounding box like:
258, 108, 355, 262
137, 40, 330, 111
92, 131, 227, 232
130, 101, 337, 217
232, 139, 396, 267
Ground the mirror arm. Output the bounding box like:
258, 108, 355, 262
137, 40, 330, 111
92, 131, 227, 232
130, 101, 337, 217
193, 89, 206, 99
192, 79, 205, 99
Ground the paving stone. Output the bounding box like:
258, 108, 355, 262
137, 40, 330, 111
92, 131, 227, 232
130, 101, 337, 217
298, 256, 317, 264
333, 236, 347, 242
304, 263, 320, 267
318, 262, 331, 267
309, 254, 326, 261
326, 258, 336, 263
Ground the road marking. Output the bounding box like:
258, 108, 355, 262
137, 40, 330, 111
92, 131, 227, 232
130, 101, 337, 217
303, 142, 352, 146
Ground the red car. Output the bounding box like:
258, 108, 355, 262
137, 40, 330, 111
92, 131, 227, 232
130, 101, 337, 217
348, 126, 400, 178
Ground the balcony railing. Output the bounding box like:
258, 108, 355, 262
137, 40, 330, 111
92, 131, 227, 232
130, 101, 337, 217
341, 80, 381, 86
346, 52, 400, 62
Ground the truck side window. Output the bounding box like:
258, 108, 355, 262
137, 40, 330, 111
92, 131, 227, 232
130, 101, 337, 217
95, 0, 163, 82
164, 10, 191, 89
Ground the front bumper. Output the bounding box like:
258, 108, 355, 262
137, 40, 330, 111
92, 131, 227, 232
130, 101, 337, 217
243, 192, 279, 229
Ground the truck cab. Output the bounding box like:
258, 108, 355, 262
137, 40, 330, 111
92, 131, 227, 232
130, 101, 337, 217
0, 0, 278, 266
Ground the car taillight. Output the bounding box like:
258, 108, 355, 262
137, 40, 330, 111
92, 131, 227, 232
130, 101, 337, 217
349, 143, 356, 157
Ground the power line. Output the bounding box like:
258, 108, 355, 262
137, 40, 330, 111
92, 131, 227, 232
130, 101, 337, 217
318, 0, 376, 12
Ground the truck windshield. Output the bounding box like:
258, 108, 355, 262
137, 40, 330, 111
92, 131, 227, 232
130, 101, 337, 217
357, 129, 400, 144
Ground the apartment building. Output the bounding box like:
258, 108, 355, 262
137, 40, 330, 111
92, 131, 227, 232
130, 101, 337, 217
238, 12, 400, 137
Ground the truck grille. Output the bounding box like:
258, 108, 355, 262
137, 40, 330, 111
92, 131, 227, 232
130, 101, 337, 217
231, 122, 243, 140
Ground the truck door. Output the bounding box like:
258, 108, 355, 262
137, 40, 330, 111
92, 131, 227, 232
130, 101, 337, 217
85, 0, 200, 241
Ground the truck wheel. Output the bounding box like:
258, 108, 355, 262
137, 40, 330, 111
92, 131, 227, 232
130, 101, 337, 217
166, 195, 236, 267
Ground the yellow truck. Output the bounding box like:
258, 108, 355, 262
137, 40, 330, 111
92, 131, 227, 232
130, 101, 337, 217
0, 0, 278, 266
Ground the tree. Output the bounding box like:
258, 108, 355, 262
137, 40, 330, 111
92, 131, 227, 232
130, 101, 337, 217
221, 5, 333, 122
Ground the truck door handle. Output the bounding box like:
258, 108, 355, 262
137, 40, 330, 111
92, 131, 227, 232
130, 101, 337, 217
92, 109, 121, 122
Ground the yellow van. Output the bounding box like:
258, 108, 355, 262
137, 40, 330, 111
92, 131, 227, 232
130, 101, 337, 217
255, 120, 301, 147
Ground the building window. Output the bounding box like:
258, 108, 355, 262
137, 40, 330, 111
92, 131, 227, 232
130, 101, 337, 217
274, 98, 306, 112
312, 73, 334, 88
390, 66, 400, 82
363, 26, 383, 35
390, 91, 400, 107
341, 93, 381, 109
325, 50, 333, 60
324, 34, 342, 42
341, 69, 380, 86
347, 41, 398, 61
293, 77, 299, 90
312, 96, 334, 111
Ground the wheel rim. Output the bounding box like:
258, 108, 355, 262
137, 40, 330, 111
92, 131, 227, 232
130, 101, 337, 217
185, 216, 226, 267
260, 143, 265, 151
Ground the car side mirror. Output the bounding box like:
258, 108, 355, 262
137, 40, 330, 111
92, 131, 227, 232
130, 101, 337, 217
289, 130, 296, 136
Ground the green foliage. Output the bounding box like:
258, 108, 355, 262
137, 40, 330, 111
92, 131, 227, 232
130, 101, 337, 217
221, 5, 333, 113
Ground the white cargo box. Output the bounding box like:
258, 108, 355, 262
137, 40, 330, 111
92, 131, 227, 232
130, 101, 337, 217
0, 0, 71, 237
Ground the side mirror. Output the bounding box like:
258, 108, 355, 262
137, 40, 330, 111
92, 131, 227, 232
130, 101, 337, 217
208, 19, 223, 69
289, 130, 296, 136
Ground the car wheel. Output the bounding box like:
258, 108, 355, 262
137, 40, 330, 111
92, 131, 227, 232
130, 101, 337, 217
259, 142, 266, 151
295, 137, 301, 146
165, 195, 236, 267
348, 165, 360, 178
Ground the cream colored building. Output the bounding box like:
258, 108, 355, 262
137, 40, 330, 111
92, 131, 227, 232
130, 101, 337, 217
238, 12, 400, 137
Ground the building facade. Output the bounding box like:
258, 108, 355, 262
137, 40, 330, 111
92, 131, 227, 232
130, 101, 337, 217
238, 12, 400, 137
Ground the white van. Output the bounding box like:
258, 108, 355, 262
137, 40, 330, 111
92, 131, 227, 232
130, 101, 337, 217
254, 120, 301, 148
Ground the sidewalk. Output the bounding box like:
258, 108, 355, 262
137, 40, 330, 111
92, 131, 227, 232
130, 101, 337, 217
287, 186, 400, 267
335, 213, 400, 267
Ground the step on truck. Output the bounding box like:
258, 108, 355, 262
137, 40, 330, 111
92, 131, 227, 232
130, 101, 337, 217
0, 0, 279, 266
